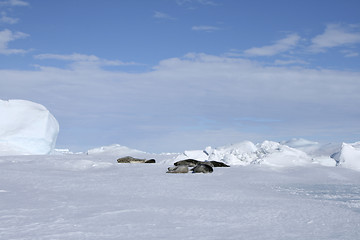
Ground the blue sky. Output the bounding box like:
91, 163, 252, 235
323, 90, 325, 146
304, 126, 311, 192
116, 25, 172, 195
1, 0, 360, 152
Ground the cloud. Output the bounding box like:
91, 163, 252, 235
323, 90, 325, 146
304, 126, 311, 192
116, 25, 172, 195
176, 0, 217, 6
244, 34, 300, 56
0, 0, 29, 7
192, 25, 220, 32
309, 23, 360, 52
153, 11, 175, 20
34, 53, 138, 68
1, 52, 359, 152
0, 11, 18, 24
0, 28, 29, 54
273, 59, 309, 65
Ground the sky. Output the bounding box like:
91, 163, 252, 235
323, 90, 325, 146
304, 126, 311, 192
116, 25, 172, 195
1, 0, 360, 153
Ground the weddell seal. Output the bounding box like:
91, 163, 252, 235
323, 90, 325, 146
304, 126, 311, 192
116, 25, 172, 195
209, 161, 230, 167
174, 159, 201, 167
166, 165, 189, 173
191, 163, 213, 173
117, 156, 156, 163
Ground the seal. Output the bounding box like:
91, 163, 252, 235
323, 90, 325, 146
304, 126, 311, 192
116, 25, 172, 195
166, 165, 189, 173
191, 163, 213, 173
210, 161, 230, 167
174, 159, 201, 167
145, 159, 156, 163
117, 156, 155, 163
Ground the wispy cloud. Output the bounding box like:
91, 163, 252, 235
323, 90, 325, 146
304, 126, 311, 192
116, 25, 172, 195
0, 11, 18, 24
309, 23, 360, 52
273, 59, 309, 65
342, 50, 359, 58
2, 52, 359, 151
153, 11, 175, 20
0, 0, 29, 7
0, 29, 29, 54
34, 53, 138, 68
176, 0, 217, 6
244, 34, 300, 57
192, 25, 220, 32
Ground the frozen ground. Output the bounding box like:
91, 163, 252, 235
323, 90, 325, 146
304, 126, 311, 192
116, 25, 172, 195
1, 154, 360, 240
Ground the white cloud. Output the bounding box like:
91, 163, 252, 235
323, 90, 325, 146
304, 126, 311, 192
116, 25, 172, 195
153, 11, 175, 20
310, 24, 360, 52
34, 53, 138, 68
176, 0, 217, 6
244, 34, 300, 56
0, 28, 29, 54
197, 0, 217, 5
192, 25, 220, 32
273, 59, 309, 65
340, 49, 359, 58
0, 11, 18, 24
345, 52, 359, 58
1, 52, 359, 151
0, 0, 29, 7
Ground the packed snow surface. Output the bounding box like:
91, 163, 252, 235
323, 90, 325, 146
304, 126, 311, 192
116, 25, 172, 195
1, 153, 360, 240
1, 101, 360, 239
0, 99, 59, 155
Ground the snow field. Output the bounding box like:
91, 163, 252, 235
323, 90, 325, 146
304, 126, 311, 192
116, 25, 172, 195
1, 154, 360, 240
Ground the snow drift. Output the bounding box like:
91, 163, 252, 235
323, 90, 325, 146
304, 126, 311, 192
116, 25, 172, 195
0, 99, 59, 155
331, 142, 360, 171
176, 140, 313, 167
85, 138, 360, 171
87, 144, 146, 156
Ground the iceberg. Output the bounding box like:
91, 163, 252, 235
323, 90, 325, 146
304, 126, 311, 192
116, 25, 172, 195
331, 142, 360, 171
0, 99, 59, 155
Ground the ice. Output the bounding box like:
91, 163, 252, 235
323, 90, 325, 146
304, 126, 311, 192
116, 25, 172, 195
0, 154, 359, 240
87, 143, 179, 164
332, 142, 360, 171
174, 140, 313, 167
0, 99, 59, 155
87, 144, 146, 156
1, 100, 360, 239
282, 138, 341, 157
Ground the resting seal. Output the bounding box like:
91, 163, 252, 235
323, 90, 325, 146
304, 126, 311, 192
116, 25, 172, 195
191, 163, 213, 173
174, 159, 201, 167
174, 159, 229, 167
167, 165, 189, 173
209, 161, 230, 167
145, 159, 156, 163
117, 156, 156, 163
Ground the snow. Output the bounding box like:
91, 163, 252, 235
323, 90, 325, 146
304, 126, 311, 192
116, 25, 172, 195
281, 138, 341, 157
1, 100, 360, 238
332, 142, 360, 171
0, 153, 360, 240
87, 144, 147, 156
0, 99, 59, 155
175, 140, 313, 167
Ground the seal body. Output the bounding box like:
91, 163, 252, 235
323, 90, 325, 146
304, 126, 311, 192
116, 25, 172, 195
174, 159, 200, 167
191, 164, 213, 173
145, 159, 156, 163
210, 161, 230, 167
117, 156, 155, 163
167, 165, 189, 173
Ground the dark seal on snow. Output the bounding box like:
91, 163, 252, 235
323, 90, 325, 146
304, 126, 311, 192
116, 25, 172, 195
117, 156, 156, 163
145, 159, 156, 163
174, 159, 201, 167
174, 159, 229, 168
210, 161, 230, 167
191, 163, 213, 173
166, 165, 189, 173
